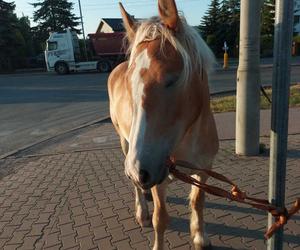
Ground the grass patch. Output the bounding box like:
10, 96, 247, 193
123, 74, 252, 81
211, 84, 300, 113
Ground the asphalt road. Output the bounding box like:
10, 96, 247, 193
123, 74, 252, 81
0, 64, 300, 157
0, 72, 109, 156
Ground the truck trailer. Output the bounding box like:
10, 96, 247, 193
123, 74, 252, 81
45, 28, 126, 74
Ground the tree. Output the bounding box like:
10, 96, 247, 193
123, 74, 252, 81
32, 0, 80, 43
261, 0, 275, 56
261, 0, 275, 36
199, 0, 221, 54
17, 16, 35, 57
221, 0, 240, 56
199, 0, 240, 57
0, 0, 21, 71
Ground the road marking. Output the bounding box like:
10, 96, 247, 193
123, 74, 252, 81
0, 131, 13, 137
30, 129, 50, 136
93, 137, 107, 143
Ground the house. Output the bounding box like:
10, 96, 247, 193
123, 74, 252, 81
294, 0, 300, 34
96, 18, 125, 33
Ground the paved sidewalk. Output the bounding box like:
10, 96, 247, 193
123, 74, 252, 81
0, 120, 299, 249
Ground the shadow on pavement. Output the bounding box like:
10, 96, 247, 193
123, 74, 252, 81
288, 149, 300, 159
167, 196, 300, 221
169, 216, 300, 244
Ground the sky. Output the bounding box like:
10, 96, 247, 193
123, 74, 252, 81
15, 0, 210, 36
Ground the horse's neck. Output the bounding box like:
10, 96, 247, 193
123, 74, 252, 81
172, 76, 218, 169
173, 110, 217, 164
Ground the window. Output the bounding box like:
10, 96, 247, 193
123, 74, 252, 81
48, 41, 57, 51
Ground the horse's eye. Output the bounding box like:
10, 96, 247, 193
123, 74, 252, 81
165, 81, 174, 88
164, 75, 179, 88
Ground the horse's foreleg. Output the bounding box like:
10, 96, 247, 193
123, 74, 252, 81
189, 174, 211, 250
120, 135, 129, 156
121, 137, 150, 226
151, 181, 169, 250
135, 187, 151, 227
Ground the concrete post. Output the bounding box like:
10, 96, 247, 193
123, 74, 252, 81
236, 0, 262, 156
267, 0, 294, 249
78, 0, 88, 61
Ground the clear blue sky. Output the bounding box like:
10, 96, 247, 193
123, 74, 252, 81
15, 0, 211, 36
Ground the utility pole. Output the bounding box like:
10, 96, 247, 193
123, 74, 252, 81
236, 0, 262, 156
78, 0, 88, 61
267, 0, 294, 249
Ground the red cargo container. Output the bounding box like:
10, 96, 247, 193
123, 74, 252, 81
89, 32, 126, 56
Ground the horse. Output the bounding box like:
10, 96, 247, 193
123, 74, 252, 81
108, 0, 219, 249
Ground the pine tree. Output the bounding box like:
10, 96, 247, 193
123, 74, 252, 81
0, 0, 21, 71
18, 16, 35, 57
261, 0, 275, 36
199, 0, 221, 54
260, 0, 275, 56
221, 0, 240, 56
32, 0, 80, 42
217, 0, 231, 55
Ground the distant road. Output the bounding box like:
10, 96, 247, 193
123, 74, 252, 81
209, 64, 300, 94
0, 72, 108, 156
0, 64, 300, 156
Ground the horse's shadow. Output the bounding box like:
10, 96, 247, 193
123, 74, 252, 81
167, 196, 300, 245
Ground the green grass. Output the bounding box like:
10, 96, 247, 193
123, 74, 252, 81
211, 84, 300, 113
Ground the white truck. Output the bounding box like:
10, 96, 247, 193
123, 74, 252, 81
45, 28, 125, 74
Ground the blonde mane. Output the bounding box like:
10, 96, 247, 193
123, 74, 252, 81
128, 16, 216, 84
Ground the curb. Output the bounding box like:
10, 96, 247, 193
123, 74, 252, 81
0, 115, 111, 160
215, 63, 300, 72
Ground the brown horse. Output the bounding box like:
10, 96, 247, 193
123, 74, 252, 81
108, 1, 219, 249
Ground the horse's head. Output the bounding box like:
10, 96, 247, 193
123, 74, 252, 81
119, 0, 215, 189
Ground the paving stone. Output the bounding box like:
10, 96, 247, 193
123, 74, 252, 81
61, 234, 78, 249
0, 226, 18, 239
93, 225, 109, 240
94, 236, 116, 250
44, 232, 60, 248
75, 224, 91, 239
78, 236, 96, 249
60, 223, 74, 237
114, 240, 132, 250
21, 235, 40, 249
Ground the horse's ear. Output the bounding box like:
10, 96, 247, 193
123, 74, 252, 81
158, 0, 179, 31
119, 2, 136, 42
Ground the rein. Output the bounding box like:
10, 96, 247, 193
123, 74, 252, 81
166, 159, 300, 239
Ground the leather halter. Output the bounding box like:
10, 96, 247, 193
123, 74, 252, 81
166, 158, 300, 239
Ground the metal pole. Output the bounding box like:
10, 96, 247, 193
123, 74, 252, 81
267, 0, 294, 249
236, 0, 262, 156
78, 0, 88, 61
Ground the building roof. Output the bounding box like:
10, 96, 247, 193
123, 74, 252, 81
100, 18, 124, 32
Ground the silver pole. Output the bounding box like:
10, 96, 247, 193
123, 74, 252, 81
236, 0, 262, 156
78, 0, 88, 61
267, 0, 294, 249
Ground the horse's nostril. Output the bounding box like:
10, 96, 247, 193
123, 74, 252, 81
139, 169, 150, 185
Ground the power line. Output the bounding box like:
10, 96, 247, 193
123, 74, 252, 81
80, 0, 200, 9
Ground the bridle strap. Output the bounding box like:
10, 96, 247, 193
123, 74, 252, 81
166, 159, 300, 239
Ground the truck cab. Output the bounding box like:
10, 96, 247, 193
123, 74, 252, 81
45, 29, 82, 74
45, 28, 125, 74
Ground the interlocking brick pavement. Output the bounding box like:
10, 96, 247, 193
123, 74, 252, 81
0, 123, 299, 250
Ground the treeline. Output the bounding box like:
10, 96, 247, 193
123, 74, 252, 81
198, 0, 275, 57
0, 0, 79, 72
0, 1, 34, 71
